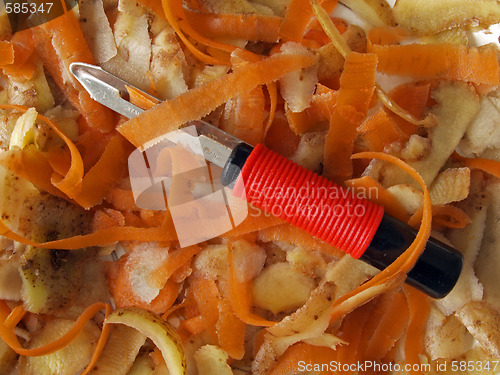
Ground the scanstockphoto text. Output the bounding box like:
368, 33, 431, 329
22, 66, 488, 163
297, 360, 433, 373
297, 360, 500, 373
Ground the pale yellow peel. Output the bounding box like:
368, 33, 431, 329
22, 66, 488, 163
104, 307, 186, 375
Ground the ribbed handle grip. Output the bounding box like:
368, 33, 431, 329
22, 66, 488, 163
233, 144, 384, 258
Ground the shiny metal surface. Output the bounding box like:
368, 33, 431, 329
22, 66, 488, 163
70, 62, 246, 168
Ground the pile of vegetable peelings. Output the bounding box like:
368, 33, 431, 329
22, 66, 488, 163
1, 0, 500, 373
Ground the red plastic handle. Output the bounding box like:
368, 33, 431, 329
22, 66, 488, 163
234, 144, 384, 258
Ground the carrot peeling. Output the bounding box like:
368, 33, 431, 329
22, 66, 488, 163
32, 11, 115, 132
0, 147, 70, 200
279, 0, 316, 42
73, 135, 131, 209
403, 286, 430, 374
370, 43, 500, 86
1, 30, 36, 79
227, 243, 275, 327
126, 85, 159, 111
362, 290, 409, 360
270, 342, 336, 375
336, 301, 374, 366
351, 153, 432, 274
112, 262, 179, 315
264, 82, 278, 138
105, 188, 139, 211
358, 107, 407, 152
190, 277, 220, 342
221, 86, 266, 145
0, 104, 84, 199
304, 16, 348, 48
311, 0, 350, 58
173, 0, 260, 62
117, 51, 317, 148
92, 208, 126, 231
367, 26, 409, 46
162, 0, 231, 65
455, 154, 500, 180
136, 0, 165, 18
432, 205, 471, 229
0, 302, 111, 357
0, 213, 176, 249
216, 298, 246, 359
323, 52, 377, 182
0, 41, 14, 66
80, 304, 113, 375
0, 301, 11, 322
3, 305, 27, 330
329, 152, 432, 323
377, 84, 438, 129
385, 81, 434, 134
149, 245, 201, 289
184, 10, 282, 43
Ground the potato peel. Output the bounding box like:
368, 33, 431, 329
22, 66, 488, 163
475, 181, 500, 310
456, 301, 500, 358
394, 0, 500, 35
339, 0, 396, 27
429, 167, 471, 205
376, 84, 438, 128
104, 307, 186, 375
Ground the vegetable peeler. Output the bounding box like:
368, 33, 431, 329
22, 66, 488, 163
70, 62, 463, 299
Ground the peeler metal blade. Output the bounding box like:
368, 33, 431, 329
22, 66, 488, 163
69, 62, 245, 169
69, 62, 159, 119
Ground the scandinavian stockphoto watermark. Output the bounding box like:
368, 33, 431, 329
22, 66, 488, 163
245, 181, 379, 218
128, 125, 248, 248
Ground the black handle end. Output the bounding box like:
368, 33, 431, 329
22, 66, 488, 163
361, 214, 464, 299
221, 142, 254, 188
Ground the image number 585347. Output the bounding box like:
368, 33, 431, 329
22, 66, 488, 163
5, 1, 53, 14
2, 0, 78, 32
